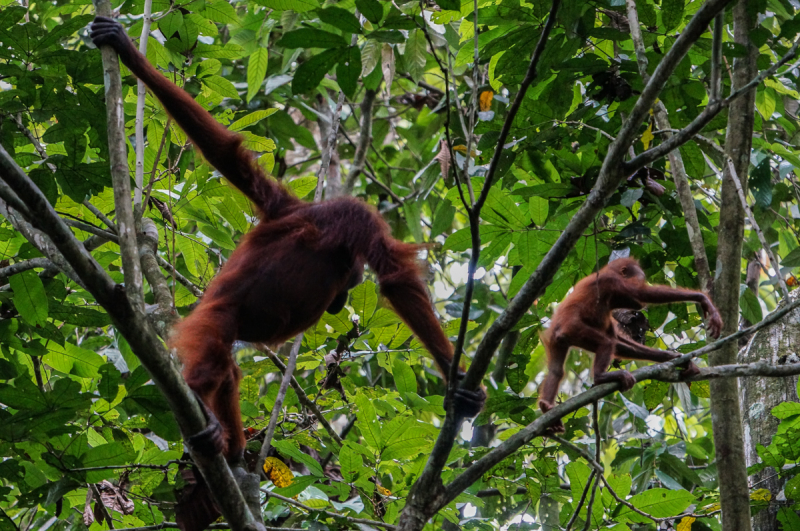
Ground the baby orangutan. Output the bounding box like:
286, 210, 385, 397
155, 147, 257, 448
538, 258, 722, 432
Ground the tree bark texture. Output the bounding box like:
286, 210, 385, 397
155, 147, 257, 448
740, 290, 800, 531
710, 2, 757, 530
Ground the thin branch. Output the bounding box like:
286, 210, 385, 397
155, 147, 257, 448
258, 333, 303, 470
263, 490, 397, 530
452, 0, 562, 385
314, 91, 346, 201
344, 89, 376, 194
83, 201, 118, 234
94, 0, 144, 313
725, 157, 789, 297
261, 347, 344, 447
0, 257, 54, 280
565, 470, 596, 531
711, 13, 724, 102
134, 0, 154, 214
155, 254, 204, 298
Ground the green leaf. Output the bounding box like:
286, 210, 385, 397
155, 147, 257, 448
202, 75, 240, 99
778, 508, 800, 531
82, 442, 137, 483
434, 0, 460, 10
392, 358, 417, 394
339, 445, 363, 482
771, 402, 800, 419
292, 49, 343, 94
404, 29, 427, 82
202, 1, 239, 24
273, 440, 325, 476
254, 0, 319, 11
443, 227, 471, 253
403, 200, 424, 243
318, 7, 362, 34
10, 270, 48, 327
278, 28, 347, 49
44, 342, 104, 378
643, 380, 669, 410
661, 0, 685, 32
354, 392, 382, 449
367, 30, 404, 44
288, 175, 317, 198
350, 281, 377, 322
528, 196, 548, 226
194, 42, 246, 59
246, 48, 269, 103
617, 488, 694, 523
336, 45, 361, 99
241, 131, 277, 152
230, 108, 278, 131
740, 288, 762, 324
355, 0, 383, 24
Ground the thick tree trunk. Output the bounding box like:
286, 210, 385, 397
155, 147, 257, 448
740, 291, 800, 530
710, 2, 757, 530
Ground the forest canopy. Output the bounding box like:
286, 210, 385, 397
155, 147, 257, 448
1, 0, 800, 530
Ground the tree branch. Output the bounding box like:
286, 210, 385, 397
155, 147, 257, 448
258, 334, 303, 471
263, 490, 397, 530
93, 0, 145, 314
344, 89, 376, 194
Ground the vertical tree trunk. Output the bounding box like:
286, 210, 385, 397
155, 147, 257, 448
741, 291, 800, 530
710, 2, 757, 530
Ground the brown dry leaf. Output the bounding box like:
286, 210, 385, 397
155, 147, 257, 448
435, 140, 451, 181
479, 90, 494, 111
97, 480, 135, 516
263, 457, 294, 488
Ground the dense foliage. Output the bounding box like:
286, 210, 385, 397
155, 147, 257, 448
1, 0, 800, 529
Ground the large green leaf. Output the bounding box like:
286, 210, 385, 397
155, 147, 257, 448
10, 270, 48, 327
292, 48, 343, 93
246, 48, 269, 103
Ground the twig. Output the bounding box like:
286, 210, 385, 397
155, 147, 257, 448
141, 118, 172, 215
134, 0, 154, 214
453, 0, 561, 387
259, 333, 303, 471
263, 490, 397, 530
0, 257, 54, 280
344, 89, 376, 194
155, 255, 204, 298
581, 403, 601, 531
83, 201, 118, 233
314, 90, 347, 201
261, 347, 344, 447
